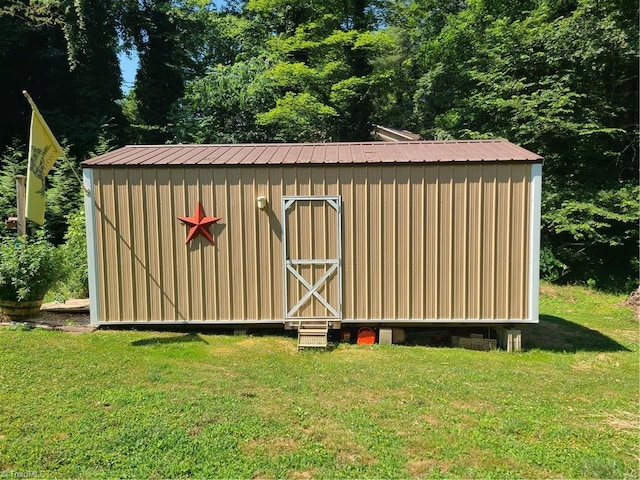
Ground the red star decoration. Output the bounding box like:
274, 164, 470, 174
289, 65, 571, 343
177, 202, 222, 244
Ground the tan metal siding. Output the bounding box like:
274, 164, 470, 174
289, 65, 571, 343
410, 168, 424, 318
255, 168, 272, 317
158, 169, 176, 319
382, 169, 396, 318
91, 164, 532, 323
466, 165, 483, 319
350, 167, 368, 319
215, 169, 232, 320
368, 167, 383, 318
512, 164, 530, 318
129, 170, 147, 320
397, 167, 411, 319
439, 168, 453, 318
424, 166, 439, 318
94, 170, 110, 320
453, 165, 468, 318
174, 168, 190, 320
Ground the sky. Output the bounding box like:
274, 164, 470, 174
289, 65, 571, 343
119, 51, 139, 94
117, 0, 225, 93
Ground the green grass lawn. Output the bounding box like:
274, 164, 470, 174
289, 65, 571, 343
1, 283, 638, 479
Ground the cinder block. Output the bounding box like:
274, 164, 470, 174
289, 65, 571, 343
505, 329, 522, 352
392, 328, 406, 343
379, 328, 393, 345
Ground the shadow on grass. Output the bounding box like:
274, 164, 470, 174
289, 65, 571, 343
131, 333, 209, 346
524, 315, 629, 352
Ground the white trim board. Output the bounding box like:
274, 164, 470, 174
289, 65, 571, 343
83, 169, 100, 326
93, 317, 538, 326
528, 163, 543, 323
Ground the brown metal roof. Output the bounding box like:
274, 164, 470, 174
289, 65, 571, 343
81, 140, 542, 167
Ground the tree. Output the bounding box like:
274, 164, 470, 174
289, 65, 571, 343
173, 3, 399, 143
256, 92, 337, 142
172, 57, 275, 143
0, 143, 28, 238
122, 0, 245, 144
61, 0, 127, 152
0, 1, 74, 152
235, 0, 394, 141
124, 0, 186, 143
0, 141, 84, 245
0, 0, 127, 158
411, 0, 639, 290
1, 0, 636, 291
0, 1, 117, 249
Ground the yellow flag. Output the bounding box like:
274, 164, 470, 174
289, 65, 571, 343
24, 92, 63, 225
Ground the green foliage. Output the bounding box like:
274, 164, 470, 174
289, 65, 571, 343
539, 246, 567, 282
122, 1, 246, 144
0, 0, 128, 159
409, 0, 639, 291
130, 1, 186, 143
0, 6, 63, 149
545, 185, 639, 246
1, 0, 638, 291
0, 142, 84, 245
44, 152, 85, 245
173, 58, 275, 143
256, 92, 337, 142
61, 206, 88, 298
0, 232, 64, 302
542, 184, 639, 291
263, 61, 319, 92
0, 143, 28, 238
239, 0, 386, 141
61, 0, 127, 150
368, 26, 419, 131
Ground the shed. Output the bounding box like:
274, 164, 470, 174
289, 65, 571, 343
81, 140, 542, 336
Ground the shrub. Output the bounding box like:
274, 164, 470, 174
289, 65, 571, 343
62, 207, 88, 298
0, 233, 64, 302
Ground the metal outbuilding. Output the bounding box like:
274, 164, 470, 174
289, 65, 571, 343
82, 140, 543, 338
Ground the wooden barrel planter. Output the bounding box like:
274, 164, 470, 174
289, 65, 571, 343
0, 300, 43, 321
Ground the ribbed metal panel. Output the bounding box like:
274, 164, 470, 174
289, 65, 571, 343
90, 164, 533, 323
82, 141, 542, 167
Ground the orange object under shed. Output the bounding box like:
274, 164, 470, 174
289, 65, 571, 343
357, 327, 376, 345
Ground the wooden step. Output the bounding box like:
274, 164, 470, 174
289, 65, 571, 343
297, 321, 329, 350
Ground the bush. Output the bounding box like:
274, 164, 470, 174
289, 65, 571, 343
0, 142, 28, 238
0, 233, 64, 302
62, 207, 88, 298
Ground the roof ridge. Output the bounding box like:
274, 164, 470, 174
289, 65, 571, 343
122, 139, 510, 149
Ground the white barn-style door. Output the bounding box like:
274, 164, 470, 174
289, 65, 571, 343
282, 196, 342, 328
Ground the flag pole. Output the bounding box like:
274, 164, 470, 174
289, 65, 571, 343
22, 90, 89, 195
15, 175, 26, 237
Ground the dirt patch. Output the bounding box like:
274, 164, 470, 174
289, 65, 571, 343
287, 470, 317, 480
335, 447, 378, 468
605, 411, 640, 433
572, 353, 620, 372
539, 284, 558, 298
241, 436, 300, 456
1, 300, 93, 333
406, 458, 450, 477
421, 414, 441, 426
622, 287, 640, 318
589, 411, 640, 434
